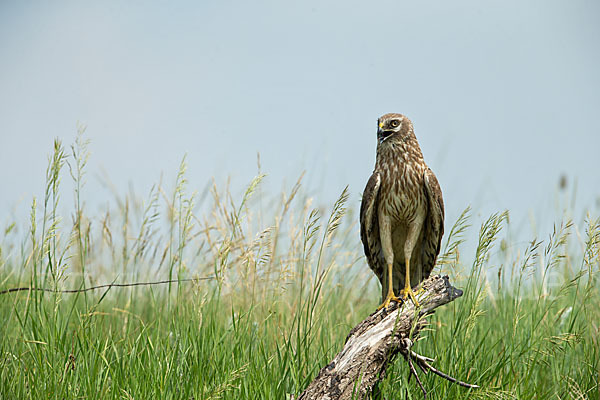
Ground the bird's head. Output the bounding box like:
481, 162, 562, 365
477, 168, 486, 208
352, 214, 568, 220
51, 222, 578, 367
377, 113, 411, 145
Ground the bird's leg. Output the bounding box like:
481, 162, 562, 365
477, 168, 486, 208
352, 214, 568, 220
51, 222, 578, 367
377, 261, 401, 310
377, 214, 400, 310
400, 255, 419, 306
399, 216, 425, 307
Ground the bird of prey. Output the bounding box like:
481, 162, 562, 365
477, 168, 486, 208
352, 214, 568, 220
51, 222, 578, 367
360, 113, 444, 309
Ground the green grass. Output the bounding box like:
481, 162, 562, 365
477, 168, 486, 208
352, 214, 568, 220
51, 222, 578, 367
0, 134, 598, 399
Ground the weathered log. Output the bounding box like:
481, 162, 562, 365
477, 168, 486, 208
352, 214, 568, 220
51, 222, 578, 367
297, 275, 476, 400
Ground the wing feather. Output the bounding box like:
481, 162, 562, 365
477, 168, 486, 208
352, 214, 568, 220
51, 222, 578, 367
360, 172, 384, 285
421, 168, 445, 279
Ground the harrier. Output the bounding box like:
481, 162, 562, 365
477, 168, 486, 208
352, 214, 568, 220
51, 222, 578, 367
360, 113, 444, 309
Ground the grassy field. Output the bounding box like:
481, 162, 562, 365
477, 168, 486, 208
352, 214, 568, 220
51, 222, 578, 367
1, 136, 599, 399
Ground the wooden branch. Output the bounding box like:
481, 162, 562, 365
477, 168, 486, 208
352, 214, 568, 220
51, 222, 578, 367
297, 275, 477, 400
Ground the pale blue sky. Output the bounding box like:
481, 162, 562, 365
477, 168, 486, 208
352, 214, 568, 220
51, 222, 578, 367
1, 1, 599, 242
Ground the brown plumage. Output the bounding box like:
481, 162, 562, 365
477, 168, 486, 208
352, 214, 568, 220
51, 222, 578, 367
360, 113, 444, 308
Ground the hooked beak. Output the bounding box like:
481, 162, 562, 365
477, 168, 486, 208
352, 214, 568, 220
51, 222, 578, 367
377, 122, 392, 144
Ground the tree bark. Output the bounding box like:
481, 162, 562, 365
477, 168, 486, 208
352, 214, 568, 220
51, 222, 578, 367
297, 275, 465, 400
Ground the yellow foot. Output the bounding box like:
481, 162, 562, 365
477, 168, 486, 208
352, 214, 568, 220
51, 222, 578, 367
400, 286, 420, 307
377, 293, 401, 310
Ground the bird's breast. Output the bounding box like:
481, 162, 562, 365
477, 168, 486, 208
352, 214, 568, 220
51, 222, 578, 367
378, 160, 427, 223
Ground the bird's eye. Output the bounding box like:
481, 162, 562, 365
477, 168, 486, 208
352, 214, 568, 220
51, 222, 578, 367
390, 120, 400, 128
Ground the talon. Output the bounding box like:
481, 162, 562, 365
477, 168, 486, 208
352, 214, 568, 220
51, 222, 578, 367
377, 292, 401, 310
400, 286, 420, 307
